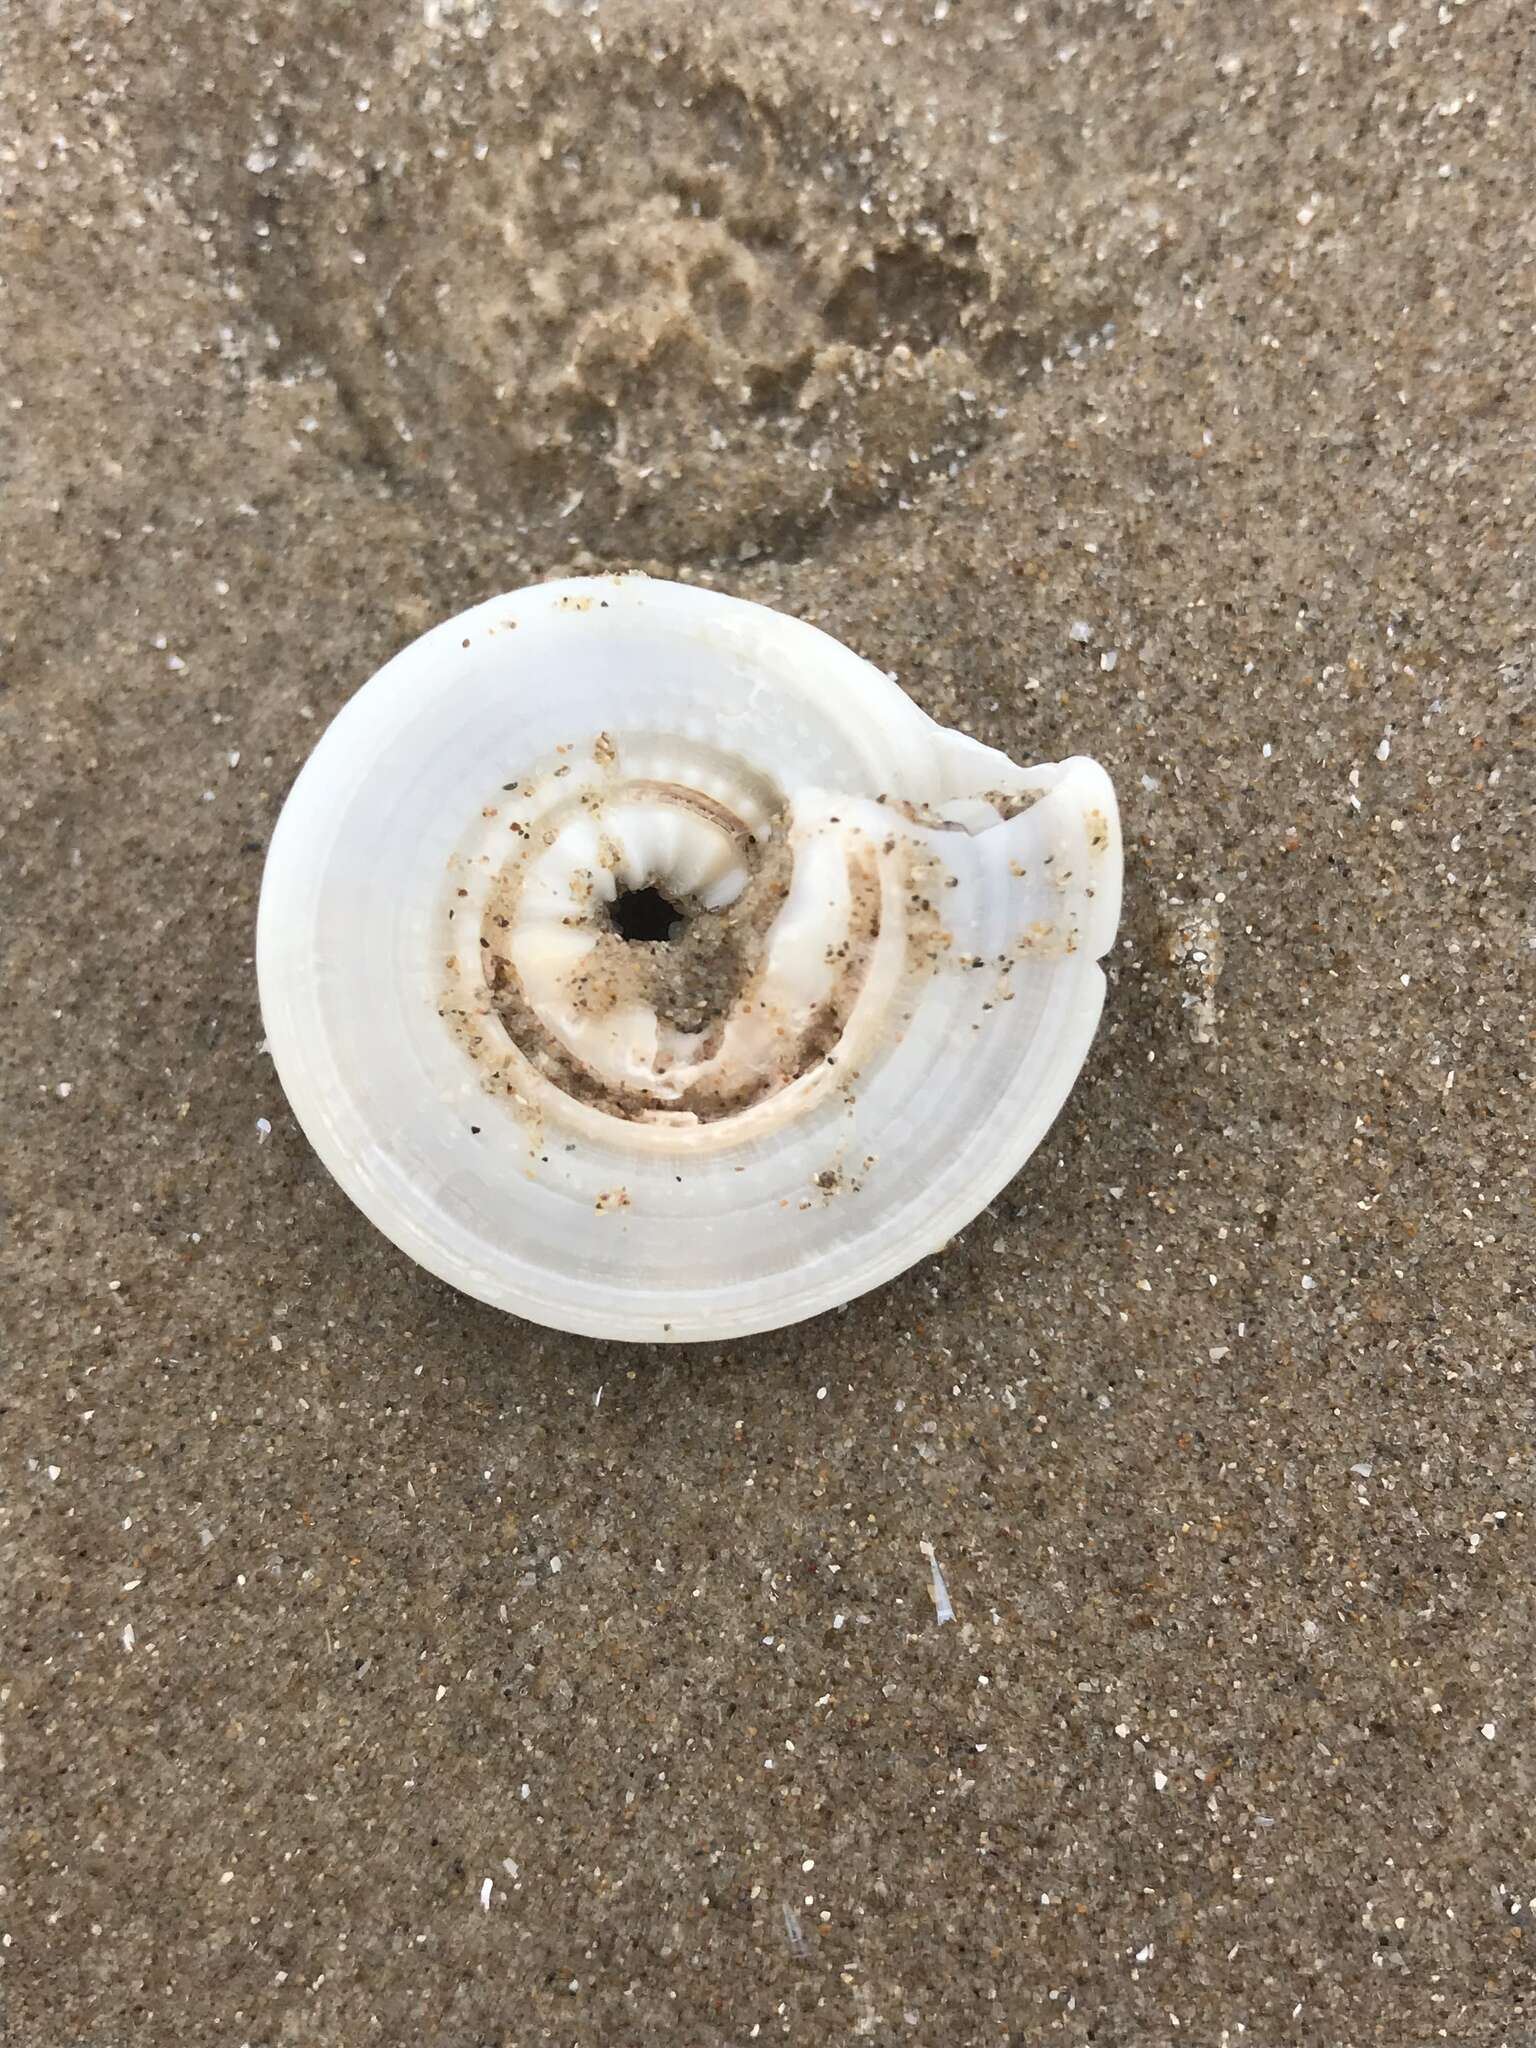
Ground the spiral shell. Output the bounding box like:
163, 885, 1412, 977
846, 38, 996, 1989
257, 576, 1122, 1340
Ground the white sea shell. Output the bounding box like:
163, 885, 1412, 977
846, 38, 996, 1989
257, 575, 1122, 1341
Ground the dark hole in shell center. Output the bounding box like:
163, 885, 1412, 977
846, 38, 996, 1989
610, 884, 685, 943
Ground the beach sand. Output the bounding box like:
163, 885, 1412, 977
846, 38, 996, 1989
4, 1, 1533, 2040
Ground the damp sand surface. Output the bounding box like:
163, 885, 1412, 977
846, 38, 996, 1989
4, 3, 1534, 2044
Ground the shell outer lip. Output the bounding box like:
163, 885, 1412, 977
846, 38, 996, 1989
257, 574, 1124, 1343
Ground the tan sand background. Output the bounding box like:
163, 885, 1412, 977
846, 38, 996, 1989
4, 0, 1533, 2041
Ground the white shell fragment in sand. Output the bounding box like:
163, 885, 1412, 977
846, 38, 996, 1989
257, 575, 1122, 1341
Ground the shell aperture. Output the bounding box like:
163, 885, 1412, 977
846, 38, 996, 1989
257, 576, 1122, 1340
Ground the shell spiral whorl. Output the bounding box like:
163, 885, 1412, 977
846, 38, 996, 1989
258, 576, 1123, 1340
